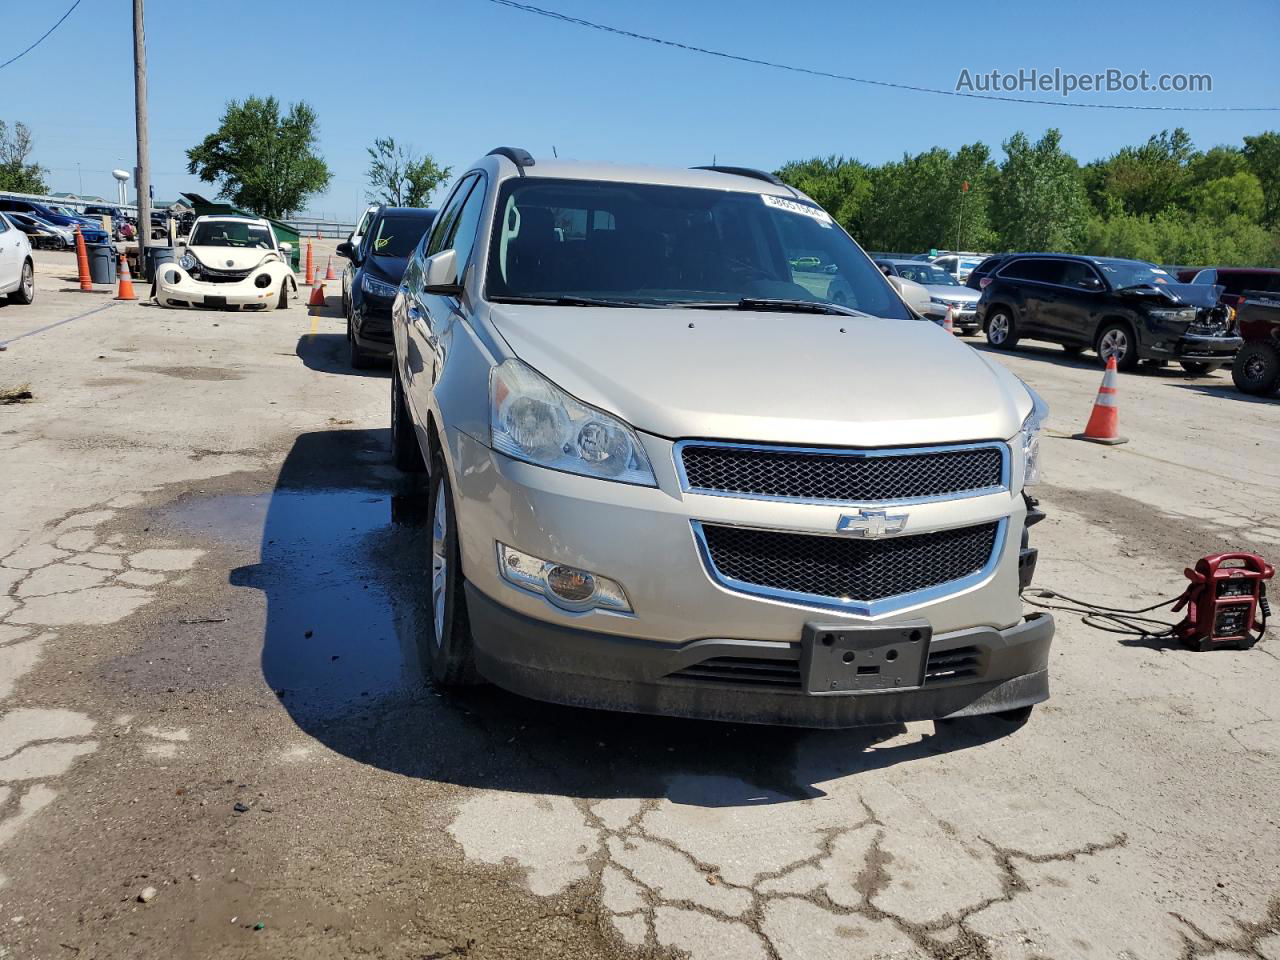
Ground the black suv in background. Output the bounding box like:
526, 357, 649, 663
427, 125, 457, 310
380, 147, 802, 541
977, 254, 1242, 373
337, 206, 437, 369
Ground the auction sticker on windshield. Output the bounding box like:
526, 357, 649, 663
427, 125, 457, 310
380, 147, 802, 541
761, 194, 834, 226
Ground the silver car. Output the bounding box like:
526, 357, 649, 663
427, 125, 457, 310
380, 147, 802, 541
877, 259, 982, 333
391, 148, 1053, 728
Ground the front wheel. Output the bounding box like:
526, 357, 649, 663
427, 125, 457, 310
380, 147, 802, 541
348, 315, 372, 369
1096, 322, 1139, 371
1179, 360, 1222, 376
421, 455, 479, 687
1232, 342, 1280, 396
8, 259, 34, 305
985, 308, 1019, 349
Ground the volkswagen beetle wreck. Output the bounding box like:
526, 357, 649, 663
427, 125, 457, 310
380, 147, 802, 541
155, 215, 296, 310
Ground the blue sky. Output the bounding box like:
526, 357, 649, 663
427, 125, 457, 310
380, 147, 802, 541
5, 0, 1278, 218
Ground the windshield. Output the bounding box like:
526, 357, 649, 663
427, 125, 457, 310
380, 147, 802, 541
485, 178, 910, 318
896, 263, 959, 286
190, 220, 275, 249
370, 214, 435, 258
1096, 260, 1173, 288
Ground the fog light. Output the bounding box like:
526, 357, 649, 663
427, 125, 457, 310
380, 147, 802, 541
254, 273, 272, 288
497, 543, 631, 613
547, 565, 594, 603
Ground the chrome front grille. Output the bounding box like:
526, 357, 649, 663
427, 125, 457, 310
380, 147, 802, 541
695, 521, 1001, 611
677, 442, 1006, 504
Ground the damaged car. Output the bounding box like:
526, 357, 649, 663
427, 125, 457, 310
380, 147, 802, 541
155, 215, 296, 310
978, 254, 1241, 373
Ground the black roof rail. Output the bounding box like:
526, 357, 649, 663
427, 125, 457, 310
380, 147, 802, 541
692, 165, 785, 187
487, 147, 535, 176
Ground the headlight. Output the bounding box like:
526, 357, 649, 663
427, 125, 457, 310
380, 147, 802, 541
179, 252, 200, 273
254, 273, 272, 288
489, 358, 656, 486
929, 296, 946, 305
361, 273, 398, 298
1018, 383, 1048, 486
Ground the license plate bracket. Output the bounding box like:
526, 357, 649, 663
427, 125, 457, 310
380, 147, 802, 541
203, 295, 227, 309
801, 620, 930, 695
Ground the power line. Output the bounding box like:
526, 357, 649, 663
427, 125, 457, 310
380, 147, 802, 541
485, 0, 1278, 113
0, 0, 85, 71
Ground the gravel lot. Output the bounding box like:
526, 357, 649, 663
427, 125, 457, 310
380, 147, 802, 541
0, 249, 1277, 959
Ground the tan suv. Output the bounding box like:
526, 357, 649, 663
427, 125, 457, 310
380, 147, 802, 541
390, 147, 1054, 727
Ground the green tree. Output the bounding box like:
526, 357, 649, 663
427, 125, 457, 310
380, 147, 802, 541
1243, 132, 1280, 228
774, 156, 871, 235
366, 137, 450, 207
186, 96, 331, 219
0, 120, 49, 194
1083, 128, 1195, 217
1190, 171, 1265, 223
991, 129, 1090, 251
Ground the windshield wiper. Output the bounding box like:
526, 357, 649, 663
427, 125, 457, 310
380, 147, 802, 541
490, 295, 660, 308
673, 298, 870, 318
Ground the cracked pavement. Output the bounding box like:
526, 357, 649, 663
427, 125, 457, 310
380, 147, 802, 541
0, 249, 1277, 958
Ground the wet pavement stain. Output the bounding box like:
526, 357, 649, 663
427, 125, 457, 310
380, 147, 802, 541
159, 487, 426, 724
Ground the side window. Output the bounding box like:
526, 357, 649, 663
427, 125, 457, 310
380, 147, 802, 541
425, 175, 478, 259
1000, 259, 1063, 284
1192, 268, 1217, 286
997, 259, 1036, 281
444, 175, 487, 285
1060, 261, 1100, 289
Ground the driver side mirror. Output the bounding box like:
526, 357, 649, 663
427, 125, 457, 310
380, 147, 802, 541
1080, 276, 1103, 291
279, 242, 293, 255
336, 240, 355, 261
423, 249, 461, 296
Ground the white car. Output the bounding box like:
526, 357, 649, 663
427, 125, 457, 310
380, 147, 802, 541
155, 215, 296, 310
0, 214, 35, 305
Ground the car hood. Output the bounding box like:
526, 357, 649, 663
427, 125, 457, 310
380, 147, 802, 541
923, 285, 980, 302
186, 247, 280, 271
489, 306, 1031, 446
363, 254, 409, 284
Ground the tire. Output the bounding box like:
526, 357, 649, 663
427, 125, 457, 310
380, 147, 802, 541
8, 259, 34, 305
391, 367, 426, 473
985, 307, 1019, 349
421, 453, 479, 687
1231, 342, 1280, 396
276, 281, 289, 310
1179, 360, 1221, 376
1095, 321, 1139, 371
348, 315, 372, 369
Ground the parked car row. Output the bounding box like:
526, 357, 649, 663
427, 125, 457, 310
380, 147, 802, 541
0, 197, 112, 245
0, 213, 36, 305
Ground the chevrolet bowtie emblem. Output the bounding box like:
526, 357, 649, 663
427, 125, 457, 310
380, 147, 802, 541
836, 510, 908, 538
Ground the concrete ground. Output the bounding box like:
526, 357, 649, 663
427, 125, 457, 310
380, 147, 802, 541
0, 249, 1277, 959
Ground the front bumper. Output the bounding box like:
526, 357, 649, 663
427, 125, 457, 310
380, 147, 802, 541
1144, 332, 1243, 362
155, 265, 285, 310
447, 430, 1050, 725
466, 585, 1052, 727
351, 298, 394, 355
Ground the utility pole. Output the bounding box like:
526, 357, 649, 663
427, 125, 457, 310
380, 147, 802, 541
132, 0, 152, 275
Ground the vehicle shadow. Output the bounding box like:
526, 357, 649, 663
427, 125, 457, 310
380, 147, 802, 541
223, 429, 1027, 807
1167, 382, 1277, 404
971, 340, 1224, 380
295, 333, 390, 377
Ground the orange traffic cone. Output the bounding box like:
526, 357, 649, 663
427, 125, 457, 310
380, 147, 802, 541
942, 305, 955, 335
304, 240, 315, 286
114, 254, 137, 300
74, 226, 92, 291
1074, 355, 1128, 445
308, 282, 326, 308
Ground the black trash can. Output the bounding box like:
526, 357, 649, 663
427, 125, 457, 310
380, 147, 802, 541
86, 243, 118, 285
145, 246, 176, 283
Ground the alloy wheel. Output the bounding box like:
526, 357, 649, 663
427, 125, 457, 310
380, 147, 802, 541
989, 314, 1009, 344
431, 480, 449, 647
1245, 355, 1266, 381
1099, 328, 1128, 361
